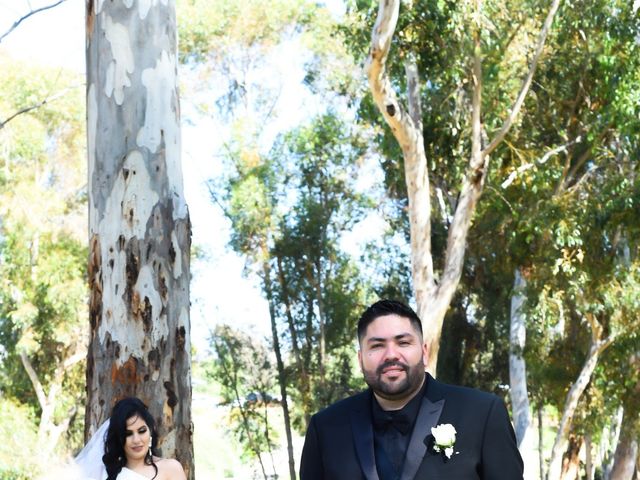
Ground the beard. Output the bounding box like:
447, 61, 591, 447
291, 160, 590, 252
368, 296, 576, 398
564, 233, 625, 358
362, 359, 425, 401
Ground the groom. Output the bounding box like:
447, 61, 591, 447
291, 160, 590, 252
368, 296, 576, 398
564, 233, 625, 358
300, 299, 524, 480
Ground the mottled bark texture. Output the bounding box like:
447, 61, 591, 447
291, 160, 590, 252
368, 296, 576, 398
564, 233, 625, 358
85, 0, 193, 477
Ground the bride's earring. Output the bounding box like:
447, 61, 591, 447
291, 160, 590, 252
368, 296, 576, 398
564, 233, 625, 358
148, 437, 153, 458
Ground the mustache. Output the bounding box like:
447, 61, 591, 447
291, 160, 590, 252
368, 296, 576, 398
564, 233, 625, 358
376, 361, 408, 375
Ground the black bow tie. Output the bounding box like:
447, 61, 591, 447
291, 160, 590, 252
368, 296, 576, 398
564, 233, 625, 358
373, 412, 412, 435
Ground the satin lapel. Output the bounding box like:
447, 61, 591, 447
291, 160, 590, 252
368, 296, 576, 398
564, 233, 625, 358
350, 396, 380, 480
399, 396, 445, 480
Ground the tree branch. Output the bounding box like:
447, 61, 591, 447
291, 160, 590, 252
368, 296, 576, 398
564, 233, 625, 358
366, 0, 435, 304
482, 0, 563, 157
0, 84, 83, 130
501, 137, 580, 189
19, 351, 47, 410
437, 0, 485, 307
365, 0, 415, 148
0, 0, 68, 44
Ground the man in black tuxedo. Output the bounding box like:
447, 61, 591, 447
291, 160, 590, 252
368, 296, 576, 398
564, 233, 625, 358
300, 300, 523, 480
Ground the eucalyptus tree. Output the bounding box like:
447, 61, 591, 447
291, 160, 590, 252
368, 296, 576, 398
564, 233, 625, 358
179, 1, 369, 477
0, 58, 87, 464
268, 114, 371, 426
360, 0, 561, 376
345, 0, 639, 474
490, 2, 640, 475
218, 112, 373, 477
210, 324, 279, 480
85, 1, 193, 476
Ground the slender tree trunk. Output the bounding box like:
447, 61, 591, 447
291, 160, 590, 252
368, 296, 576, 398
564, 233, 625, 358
276, 257, 312, 426
85, 1, 193, 477
585, 433, 594, 480
263, 260, 297, 480
539, 405, 546, 480
509, 268, 536, 476
547, 315, 616, 480
365, 0, 561, 375
213, 336, 269, 480
312, 260, 326, 381
20, 349, 84, 456
604, 408, 626, 480
610, 414, 639, 480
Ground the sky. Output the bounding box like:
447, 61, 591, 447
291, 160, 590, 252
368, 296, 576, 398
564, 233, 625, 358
0, 0, 361, 356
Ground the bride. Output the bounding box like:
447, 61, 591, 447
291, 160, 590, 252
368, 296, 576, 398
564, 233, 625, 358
75, 397, 187, 480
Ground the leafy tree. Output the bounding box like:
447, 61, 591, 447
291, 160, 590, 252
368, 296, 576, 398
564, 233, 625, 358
210, 324, 279, 480
344, 0, 640, 475
268, 113, 372, 426
179, 2, 374, 476
0, 398, 39, 480
348, 0, 562, 375
0, 56, 87, 470
217, 111, 375, 476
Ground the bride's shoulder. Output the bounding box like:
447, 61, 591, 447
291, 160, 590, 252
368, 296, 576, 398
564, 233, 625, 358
155, 457, 186, 479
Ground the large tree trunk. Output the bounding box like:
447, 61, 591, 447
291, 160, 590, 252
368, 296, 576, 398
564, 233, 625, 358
85, 1, 193, 477
610, 412, 639, 480
547, 315, 616, 480
508, 268, 536, 477
365, 0, 561, 375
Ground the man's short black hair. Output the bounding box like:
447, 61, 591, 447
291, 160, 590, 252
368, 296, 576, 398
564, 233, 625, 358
357, 299, 422, 343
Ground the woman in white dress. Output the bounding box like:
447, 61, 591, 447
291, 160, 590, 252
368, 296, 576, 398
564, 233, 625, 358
101, 397, 187, 480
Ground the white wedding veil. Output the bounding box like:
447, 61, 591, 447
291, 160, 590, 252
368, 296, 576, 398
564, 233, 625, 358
72, 418, 109, 480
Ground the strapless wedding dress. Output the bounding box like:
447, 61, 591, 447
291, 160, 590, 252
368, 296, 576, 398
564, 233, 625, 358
116, 467, 151, 480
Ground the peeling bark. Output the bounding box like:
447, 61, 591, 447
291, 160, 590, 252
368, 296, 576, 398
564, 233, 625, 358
85, 0, 193, 477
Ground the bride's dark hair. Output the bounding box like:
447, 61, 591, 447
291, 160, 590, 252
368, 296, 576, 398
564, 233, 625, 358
103, 397, 159, 480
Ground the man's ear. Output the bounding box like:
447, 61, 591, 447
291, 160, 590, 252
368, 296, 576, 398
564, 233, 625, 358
422, 342, 429, 368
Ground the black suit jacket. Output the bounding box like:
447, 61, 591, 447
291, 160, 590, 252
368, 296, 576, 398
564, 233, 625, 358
300, 374, 523, 480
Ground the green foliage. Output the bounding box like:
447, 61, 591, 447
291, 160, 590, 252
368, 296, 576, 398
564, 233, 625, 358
343, 1, 640, 450
209, 324, 279, 464
218, 112, 379, 429
178, 0, 313, 63
0, 54, 87, 457
0, 398, 39, 479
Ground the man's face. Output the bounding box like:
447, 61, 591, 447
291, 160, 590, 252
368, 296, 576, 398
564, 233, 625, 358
358, 314, 427, 401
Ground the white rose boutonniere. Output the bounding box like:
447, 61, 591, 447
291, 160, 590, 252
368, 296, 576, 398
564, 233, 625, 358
431, 423, 458, 459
